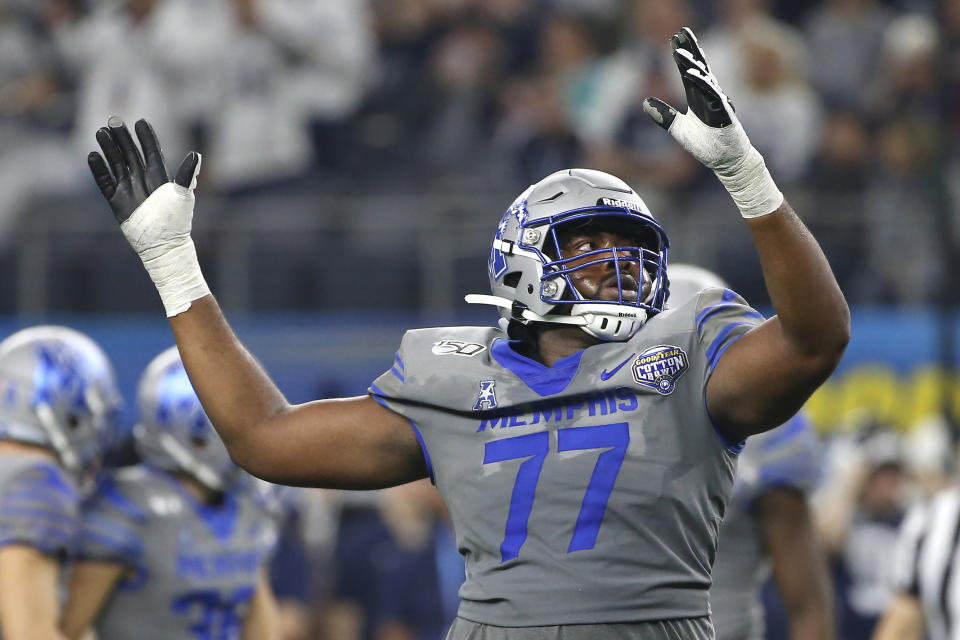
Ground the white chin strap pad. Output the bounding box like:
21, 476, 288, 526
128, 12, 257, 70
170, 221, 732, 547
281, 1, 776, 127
464, 295, 646, 341
570, 303, 646, 341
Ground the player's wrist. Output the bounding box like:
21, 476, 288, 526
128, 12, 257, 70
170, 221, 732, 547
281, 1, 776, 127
119, 182, 209, 317
138, 239, 210, 317
714, 145, 784, 219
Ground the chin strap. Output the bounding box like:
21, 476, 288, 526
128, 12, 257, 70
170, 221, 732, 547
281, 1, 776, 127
464, 294, 646, 341
464, 294, 587, 326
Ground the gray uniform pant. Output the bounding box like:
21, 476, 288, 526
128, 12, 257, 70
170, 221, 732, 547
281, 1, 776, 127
446, 616, 715, 640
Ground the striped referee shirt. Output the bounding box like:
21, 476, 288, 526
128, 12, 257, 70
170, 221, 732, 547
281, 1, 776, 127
893, 487, 960, 640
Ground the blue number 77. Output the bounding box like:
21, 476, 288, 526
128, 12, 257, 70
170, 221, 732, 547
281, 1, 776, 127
483, 422, 630, 562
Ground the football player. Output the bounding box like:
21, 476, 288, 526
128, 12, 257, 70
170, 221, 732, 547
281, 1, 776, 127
670, 264, 835, 640
60, 346, 280, 640
0, 326, 121, 640
87, 28, 849, 639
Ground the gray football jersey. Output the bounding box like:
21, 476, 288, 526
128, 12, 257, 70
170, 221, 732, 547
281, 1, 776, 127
371, 288, 764, 626
76, 465, 278, 640
709, 413, 821, 640
0, 453, 79, 557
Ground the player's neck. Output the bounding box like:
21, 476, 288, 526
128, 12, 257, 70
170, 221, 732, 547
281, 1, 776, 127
0, 440, 58, 462
533, 325, 603, 367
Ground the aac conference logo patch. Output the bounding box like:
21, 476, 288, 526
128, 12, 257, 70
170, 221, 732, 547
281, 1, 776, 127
631, 345, 688, 395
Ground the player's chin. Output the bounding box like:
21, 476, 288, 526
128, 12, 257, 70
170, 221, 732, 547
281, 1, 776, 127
600, 287, 638, 302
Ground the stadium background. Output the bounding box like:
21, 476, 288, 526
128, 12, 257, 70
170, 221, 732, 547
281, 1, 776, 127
1, 0, 956, 638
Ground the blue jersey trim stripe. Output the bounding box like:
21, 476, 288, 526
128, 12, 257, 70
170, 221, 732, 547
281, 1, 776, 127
706, 323, 754, 370
695, 304, 763, 336
0, 527, 74, 553
1, 489, 72, 507
0, 504, 76, 528
79, 530, 141, 564
18, 465, 78, 500
390, 366, 405, 383
394, 353, 405, 371
82, 513, 143, 550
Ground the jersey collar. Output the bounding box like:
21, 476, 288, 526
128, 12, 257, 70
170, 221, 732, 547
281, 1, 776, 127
490, 339, 584, 397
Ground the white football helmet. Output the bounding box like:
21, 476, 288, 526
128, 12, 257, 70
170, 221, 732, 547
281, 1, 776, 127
666, 263, 729, 307
133, 346, 233, 491
0, 326, 121, 475
466, 169, 669, 341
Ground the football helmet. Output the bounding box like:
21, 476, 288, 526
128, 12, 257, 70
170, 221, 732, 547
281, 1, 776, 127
666, 263, 728, 307
0, 326, 121, 475
133, 346, 233, 491
466, 169, 669, 341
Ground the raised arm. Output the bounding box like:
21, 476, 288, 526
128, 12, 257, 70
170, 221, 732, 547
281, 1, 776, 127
88, 118, 426, 488
644, 28, 849, 439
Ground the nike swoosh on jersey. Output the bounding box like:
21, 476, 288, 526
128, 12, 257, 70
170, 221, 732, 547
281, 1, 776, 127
600, 353, 636, 381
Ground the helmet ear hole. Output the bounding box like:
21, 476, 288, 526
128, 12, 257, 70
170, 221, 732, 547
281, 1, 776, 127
504, 272, 522, 288
66, 414, 80, 430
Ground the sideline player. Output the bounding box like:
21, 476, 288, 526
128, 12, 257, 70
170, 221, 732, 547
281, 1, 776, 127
60, 346, 279, 640
87, 28, 849, 639
670, 264, 835, 640
0, 326, 121, 640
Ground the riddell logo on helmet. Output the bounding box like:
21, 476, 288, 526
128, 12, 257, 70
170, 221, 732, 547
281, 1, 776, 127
597, 197, 641, 212
618, 312, 639, 317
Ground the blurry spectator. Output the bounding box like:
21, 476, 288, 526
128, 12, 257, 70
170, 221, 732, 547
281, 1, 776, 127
725, 20, 823, 183
861, 116, 943, 304
492, 76, 584, 186
804, 0, 891, 112
421, 19, 505, 176
817, 423, 912, 640
202, 0, 313, 192
60, 0, 191, 167
582, 0, 697, 193
868, 13, 941, 122
327, 484, 463, 640
902, 415, 955, 498
700, 0, 809, 101
807, 109, 872, 193
0, 0, 81, 236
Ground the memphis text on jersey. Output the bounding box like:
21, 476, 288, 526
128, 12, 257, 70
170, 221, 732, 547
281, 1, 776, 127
477, 388, 639, 432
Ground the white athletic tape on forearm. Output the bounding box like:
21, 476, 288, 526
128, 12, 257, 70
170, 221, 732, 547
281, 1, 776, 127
120, 182, 210, 317
668, 110, 783, 219
714, 146, 784, 219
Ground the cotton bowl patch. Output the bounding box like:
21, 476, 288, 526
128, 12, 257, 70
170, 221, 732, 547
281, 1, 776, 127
632, 345, 688, 395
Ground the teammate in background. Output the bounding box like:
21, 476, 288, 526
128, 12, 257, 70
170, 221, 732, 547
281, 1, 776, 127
669, 264, 834, 640
60, 346, 280, 640
0, 326, 121, 640
88, 27, 849, 639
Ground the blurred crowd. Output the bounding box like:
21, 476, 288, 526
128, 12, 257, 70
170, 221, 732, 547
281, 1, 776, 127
2, 0, 960, 306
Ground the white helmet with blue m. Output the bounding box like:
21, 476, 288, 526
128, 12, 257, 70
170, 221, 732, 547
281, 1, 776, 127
0, 326, 121, 476
133, 346, 234, 492
466, 168, 670, 341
